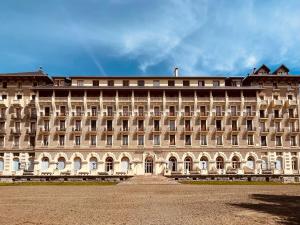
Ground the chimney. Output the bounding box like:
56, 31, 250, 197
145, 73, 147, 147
174, 67, 179, 77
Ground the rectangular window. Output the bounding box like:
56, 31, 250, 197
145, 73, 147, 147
122, 135, 128, 145
169, 135, 175, 145
276, 136, 282, 146
138, 135, 144, 146
91, 120, 97, 131
29, 136, 35, 147
107, 135, 112, 145
291, 136, 297, 146
247, 135, 254, 145
185, 135, 191, 145
154, 120, 160, 131
14, 136, 19, 147
75, 120, 81, 131
107, 120, 113, 131
91, 107, 97, 116
169, 120, 176, 131
75, 136, 81, 146
200, 135, 207, 145
138, 120, 144, 131
91, 135, 96, 146
59, 120, 65, 130
154, 135, 160, 145
43, 135, 49, 146
59, 135, 65, 146
216, 135, 223, 145
0, 136, 4, 147
232, 120, 237, 131
44, 120, 50, 131
232, 135, 238, 145
17, 95, 22, 100
261, 136, 267, 146
2, 82, 7, 88
77, 80, 83, 86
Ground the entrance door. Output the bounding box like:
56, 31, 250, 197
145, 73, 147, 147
145, 157, 153, 174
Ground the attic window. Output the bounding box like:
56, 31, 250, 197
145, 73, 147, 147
93, 80, 99, 86
138, 80, 145, 86
168, 80, 175, 86
198, 81, 205, 86
183, 80, 190, 86
108, 80, 114, 86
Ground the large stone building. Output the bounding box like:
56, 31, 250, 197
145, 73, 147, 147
0, 65, 299, 176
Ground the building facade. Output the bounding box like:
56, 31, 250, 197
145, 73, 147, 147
0, 65, 299, 176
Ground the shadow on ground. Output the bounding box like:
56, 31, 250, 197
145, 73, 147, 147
231, 194, 300, 225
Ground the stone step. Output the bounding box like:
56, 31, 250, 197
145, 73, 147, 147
118, 175, 179, 185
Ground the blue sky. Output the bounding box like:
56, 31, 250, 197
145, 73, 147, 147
1, 0, 300, 76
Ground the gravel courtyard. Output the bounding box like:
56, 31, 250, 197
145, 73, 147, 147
0, 184, 299, 225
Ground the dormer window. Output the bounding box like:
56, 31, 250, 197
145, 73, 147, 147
77, 80, 83, 86
183, 80, 190, 86
198, 80, 205, 86
123, 80, 129, 86
108, 80, 114, 86
92, 80, 99, 86
168, 80, 175, 86
213, 81, 220, 87
137, 80, 145, 86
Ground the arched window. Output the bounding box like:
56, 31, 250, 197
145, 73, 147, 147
105, 157, 114, 172
120, 157, 129, 173
275, 157, 283, 170
74, 157, 82, 171
246, 156, 255, 170
89, 157, 98, 170
216, 156, 224, 169
0, 158, 4, 171
168, 157, 177, 172
41, 157, 49, 171
12, 158, 20, 171
200, 156, 208, 170
57, 157, 66, 170
292, 157, 298, 170
184, 156, 193, 172
232, 156, 240, 169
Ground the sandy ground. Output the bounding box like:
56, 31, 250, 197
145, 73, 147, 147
0, 184, 299, 225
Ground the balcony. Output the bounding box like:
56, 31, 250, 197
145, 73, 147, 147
181, 97, 194, 102
87, 111, 98, 119
72, 112, 84, 118
285, 99, 297, 107
166, 97, 178, 102
11, 128, 21, 135
150, 97, 163, 102
26, 129, 36, 136
151, 127, 162, 134
55, 97, 67, 102
166, 112, 177, 119
245, 127, 256, 134
288, 114, 299, 121
289, 128, 300, 134
39, 127, 50, 134
227, 112, 240, 119
39, 97, 52, 102
150, 112, 163, 119
272, 114, 284, 121
271, 99, 283, 107
166, 127, 177, 134
198, 112, 209, 118
71, 97, 84, 102
259, 128, 269, 135
11, 113, 22, 120
87, 127, 98, 134
135, 112, 147, 119
213, 111, 225, 119
243, 111, 256, 118
86, 97, 99, 103
119, 112, 131, 119
214, 127, 225, 133
259, 114, 269, 120
198, 127, 209, 133
183, 127, 193, 134
40, 112, 52, 119
274, 128, 285, 135
181, 112, 194, 118
119, 127, 130, 134
103, 112, 115, 119
71, 127, 82, 134
244, 97, 256, 102
135, 127, 145, 134
56, 112, 68, 118
229, 127, 240, 134
118, 97, 131, 102
103, 97, 115, 102
259, 99, 269, 107
134, 97, 147, 102
56, 127, 66, 134
103, 127, 114, 134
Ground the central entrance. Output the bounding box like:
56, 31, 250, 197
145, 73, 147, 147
144, 157, 154, 174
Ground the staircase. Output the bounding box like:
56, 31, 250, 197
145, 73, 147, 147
118, 175, 179, 185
